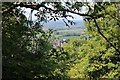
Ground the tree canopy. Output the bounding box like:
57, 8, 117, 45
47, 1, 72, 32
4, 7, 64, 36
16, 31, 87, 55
2, 1, 120, 80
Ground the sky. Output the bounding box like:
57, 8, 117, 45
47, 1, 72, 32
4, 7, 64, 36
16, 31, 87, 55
23, 8, 84, 21
22, 5, 87, 21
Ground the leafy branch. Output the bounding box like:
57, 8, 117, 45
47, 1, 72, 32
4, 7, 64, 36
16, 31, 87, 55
2, 2, 120, 54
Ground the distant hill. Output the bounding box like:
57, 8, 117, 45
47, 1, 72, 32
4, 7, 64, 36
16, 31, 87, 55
42, 19, 86, 39
43, 19, 85, 30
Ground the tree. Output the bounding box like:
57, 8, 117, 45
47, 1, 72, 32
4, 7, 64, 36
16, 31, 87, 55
2, 2, 67, 80
2, 1, 120, 80
66, 2, 120, 79
2, 2, 119, 53
2, 2, 76, 80
85, 2, 120, 79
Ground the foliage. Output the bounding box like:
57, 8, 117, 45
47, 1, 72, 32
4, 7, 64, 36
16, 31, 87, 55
66, 3, 120, 79
2, 2, 120, 80
86, 3, 120, 79
2, 2, 69, 80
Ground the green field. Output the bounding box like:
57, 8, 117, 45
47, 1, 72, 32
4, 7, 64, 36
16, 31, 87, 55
53, 28, 86, 39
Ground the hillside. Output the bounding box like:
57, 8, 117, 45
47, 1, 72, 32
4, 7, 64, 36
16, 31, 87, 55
43, 19, 86, 39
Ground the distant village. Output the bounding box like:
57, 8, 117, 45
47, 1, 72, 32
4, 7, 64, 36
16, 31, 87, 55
52, 39, 68, 48
51, 36, 92, 49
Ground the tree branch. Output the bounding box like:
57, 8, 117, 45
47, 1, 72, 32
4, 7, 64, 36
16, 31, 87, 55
93, 18, 120, 54
2, 2, 120, 53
